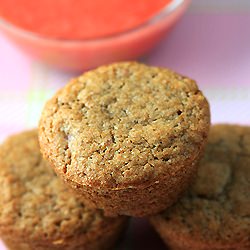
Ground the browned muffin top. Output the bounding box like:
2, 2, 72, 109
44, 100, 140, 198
0, 130, 122, 245
157, 124, 250, 248
39, 62, 210, 189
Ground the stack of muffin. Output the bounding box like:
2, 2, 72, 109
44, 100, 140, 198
0, 62, 249, 250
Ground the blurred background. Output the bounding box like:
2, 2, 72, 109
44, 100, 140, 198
0, 1, 249, 248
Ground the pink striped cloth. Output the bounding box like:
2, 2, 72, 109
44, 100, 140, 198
0, 1, 249, 249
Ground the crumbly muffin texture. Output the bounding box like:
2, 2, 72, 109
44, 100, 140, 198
150, 125, 250, 249
39, 62, 210, 190
0, 130, 126, 249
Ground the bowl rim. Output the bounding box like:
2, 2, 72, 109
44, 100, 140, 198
0, 0, 187, 44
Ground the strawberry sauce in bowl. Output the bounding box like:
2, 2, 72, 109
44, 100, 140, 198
0, 0, 190, 71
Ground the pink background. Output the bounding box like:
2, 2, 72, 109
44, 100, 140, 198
0, 1, 249, 249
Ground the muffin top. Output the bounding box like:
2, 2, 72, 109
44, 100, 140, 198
39, 62, 210, 189
0, 130, 122, 245
154, 124, 250, 248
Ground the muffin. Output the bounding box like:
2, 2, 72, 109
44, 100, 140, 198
39, 62, 210, 217
0, 130, 127, 250
150, 124, 250, 249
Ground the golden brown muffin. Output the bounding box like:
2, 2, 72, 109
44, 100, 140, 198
150, 124, 250, 250
0, 130, 127, 250
39, 62, 210, 217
